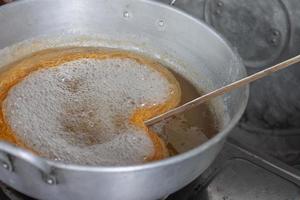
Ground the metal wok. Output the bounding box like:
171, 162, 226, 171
0, 0, 248, 199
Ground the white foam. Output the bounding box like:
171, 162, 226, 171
4, 58, 173, 166
151, 116, 208, 153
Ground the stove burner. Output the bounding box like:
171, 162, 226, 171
204, 0, 290, 68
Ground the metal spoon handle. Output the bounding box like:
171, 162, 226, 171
145, 54, 300, 126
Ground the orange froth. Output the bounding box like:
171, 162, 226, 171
0, 47, 181, 162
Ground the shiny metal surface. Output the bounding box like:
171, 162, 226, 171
167, 140, 300, 200
1, 141, 300, 200
200, 160, 300, 200
0, 0, 248, 199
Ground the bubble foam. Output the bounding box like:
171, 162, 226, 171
4, 57, 176, 166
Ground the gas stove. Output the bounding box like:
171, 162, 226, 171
1, 0, 300, 199
168, 140, 300, 200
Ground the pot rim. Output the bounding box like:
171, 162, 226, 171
0, 0, 249, 173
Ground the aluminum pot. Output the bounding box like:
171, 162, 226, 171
0, 0, 249, 199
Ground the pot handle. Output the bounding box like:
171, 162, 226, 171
0, 142, 57, 185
